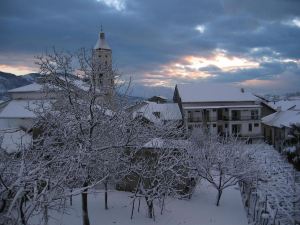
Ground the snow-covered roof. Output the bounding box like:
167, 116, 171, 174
133, 101, 182, 124
8, 83, 43, 93
0, 129, 32, 153
262, 110, 300, 128
94, 32, 111, 50
176, 83, 258, 103
267, 100, 300, 111
143, 138, 190, 149
184, 105, 261, 110
0, 100, 50, 118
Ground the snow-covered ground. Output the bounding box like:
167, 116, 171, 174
33, 181, 248, 225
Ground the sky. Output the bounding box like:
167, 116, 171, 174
1, 0, 300, 98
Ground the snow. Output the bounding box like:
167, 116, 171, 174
0, 129, 32, 153
72, 79, 90, 91
31, 181, 248, 225
133, 101, 182, 124
262, 110, 300, 128
7, 79, 90, 93
8, 83, 43, 93
94, 32, 111, 50
176, 83, 258, 103
241, 144, 300, 225
267, 100, 300, 111
0, 100, 48, 118
185, 104, 261, 109
143, 138, 190, 149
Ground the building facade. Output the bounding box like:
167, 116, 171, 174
173, 83, 262, 140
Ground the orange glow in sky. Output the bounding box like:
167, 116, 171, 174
237, 79, 278, 87
183, 51, 259, 72
142, 51, 260, 86
0, 64, 36, 75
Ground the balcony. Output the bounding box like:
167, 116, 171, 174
188, 116, 217, 122
187, 115, 260, 123
231, 115, 260, 121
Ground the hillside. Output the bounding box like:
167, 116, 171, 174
0, 71, 32, 99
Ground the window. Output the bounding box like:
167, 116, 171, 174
254, 123, 259, 127
225, 124, 228, 128
251, 110, 259, 120
248, 123, 253, 132
188, 111, 192, 122
232, 124, 241, 134
213, 109, 216, 112
213, 124, 216, 127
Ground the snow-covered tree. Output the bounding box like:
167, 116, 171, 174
188, 130, 259, 206
119, 135, 193, 219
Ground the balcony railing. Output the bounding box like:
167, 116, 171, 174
188, 115, 260, 122
231, 116, 260, 121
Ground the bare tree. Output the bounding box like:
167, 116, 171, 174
188, 130, 259, 206
32, 48, 165, 224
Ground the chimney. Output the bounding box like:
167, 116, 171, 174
241, 88, 245, 93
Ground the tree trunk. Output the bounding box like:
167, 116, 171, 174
104, 181, 108, 210
20, 196, 26, 225
216, 190, 222, 206
43, 195, 48, 225
145, 197, 153, 218
81, 182, 90, 225
70, 189, 73, 206
216, 169, 223, 206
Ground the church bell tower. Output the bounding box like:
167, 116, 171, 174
92, 29, 114, 100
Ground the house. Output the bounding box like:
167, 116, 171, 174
173, 83, 262, 140
262, 110, 300, 152
0, 83, 51, 130
267, 100, 300, 111
131, 101, 182, 125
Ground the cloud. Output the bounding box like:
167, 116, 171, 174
96, 0, 126, 11
0, 0, 300, 95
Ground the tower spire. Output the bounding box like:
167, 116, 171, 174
94, 26, 111, 50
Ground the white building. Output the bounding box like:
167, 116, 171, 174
0, 83, 49, 153
173, 83, 262, 140
0, 83, 49, 130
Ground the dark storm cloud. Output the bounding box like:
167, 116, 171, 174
0, 0, 300, 94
